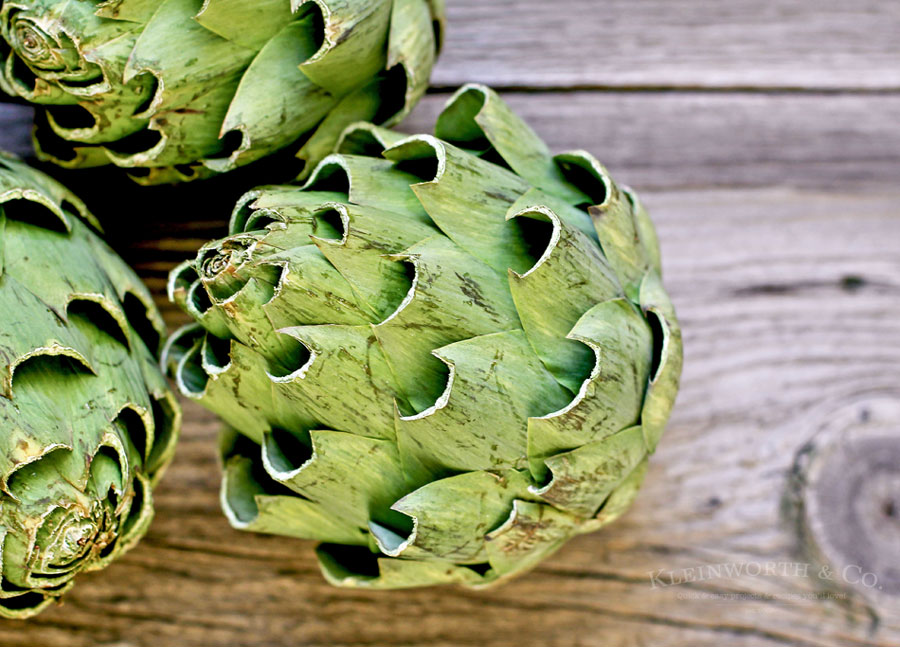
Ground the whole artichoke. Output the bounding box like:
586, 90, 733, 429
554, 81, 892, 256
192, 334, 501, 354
0, 0, 443, 184
164, 85, 682, 588
0, 154, 180, 617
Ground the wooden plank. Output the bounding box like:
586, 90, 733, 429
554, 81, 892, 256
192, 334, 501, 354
435, 0, 900, 90
403, 91, 900, 190
1, 55, 897, 642
4, 186, 899, 647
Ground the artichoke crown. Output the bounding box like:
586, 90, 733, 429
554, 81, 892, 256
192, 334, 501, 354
0, 155, 180, 618
165, 86, 682, 588
0, 0, 444, 183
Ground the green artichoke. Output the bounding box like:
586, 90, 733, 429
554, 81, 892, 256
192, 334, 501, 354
164, 85, 682, 589
0, 0, 443, 185
0, 154, 180, 617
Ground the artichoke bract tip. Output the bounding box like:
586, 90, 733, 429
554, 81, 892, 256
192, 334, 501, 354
165, 87, 682, 589
0, 155, 180, 618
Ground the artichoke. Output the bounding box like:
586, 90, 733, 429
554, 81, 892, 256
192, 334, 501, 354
164, 85, 682, 589
0, 0, 444, 185
0, 154, 180, 617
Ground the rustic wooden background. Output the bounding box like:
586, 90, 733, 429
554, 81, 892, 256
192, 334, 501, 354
2, 1, 899, 645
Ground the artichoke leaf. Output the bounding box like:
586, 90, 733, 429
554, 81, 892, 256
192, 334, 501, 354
111, 471, 157, 553
125, 0, 255, 112
169, 329, 317, 444
204, 17, 338, 174
507, 205, 623, 393
0, 69, 71, 106
639, 271, 683, 452
0, 158, 94, 230
44, 32, 152, 144
396, 330, 571, 484
167, 262, 233, 339
386, 0, 436, 125
278, 324, 405, 439
260, 244, 372, 326
202, 273, 307, 374
375, 469, 533, 564
194, 0, 293, 49
139, 386, 181, 480
229, 186, 340, 234
33, 130, 116, 170
507, 187, 596, 243
96, 0, 161, 23
373, 235, 521, 414
483, 499, 579, 581
336, 122, 408, 157
626, 188, 663, 276
117, 0, 254, 166
383, 136, 535, 274
107, 80, 241, 169
0, 275, 97, 400
194, 228, 372, 333
526, 298, 654, 482
0, 525, 71, 619
309, 202, 435, 321
263, 428, 410, 533
295, 0, 392, 97
222, 454, 367, 545
294, 80, 383, 180
579, 458, 649, 534
583, 159, 658, 297
436, 84, 592, 207
424, 0, 446, 28
316, 543, 486, 589
304, 153, 431, 225
3, 218, 162, 351
533, 425, 647, 517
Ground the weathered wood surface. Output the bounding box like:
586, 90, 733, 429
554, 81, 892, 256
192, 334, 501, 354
4, 185, 899, 647
406, 92, 900, 190
3, 0, 900, 645
435, 0, 900, 90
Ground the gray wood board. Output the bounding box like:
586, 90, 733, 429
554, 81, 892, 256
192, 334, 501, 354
402, 91, 900, 190
3, 186, 898, 647
0, 2, 898, 638
436, 0, 900, 90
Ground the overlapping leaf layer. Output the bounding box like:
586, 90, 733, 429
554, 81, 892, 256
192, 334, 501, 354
0, 0, 443, 184
0, 155, 180, 617
165, 86, 682, 588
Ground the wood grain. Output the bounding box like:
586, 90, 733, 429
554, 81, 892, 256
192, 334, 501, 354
3, 186, 899, 647
404, 92, 900, 190
3, 0, 900, 644
436, 0, 900, 90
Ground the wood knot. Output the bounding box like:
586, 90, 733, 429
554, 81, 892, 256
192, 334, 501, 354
791, 396, 900, 599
